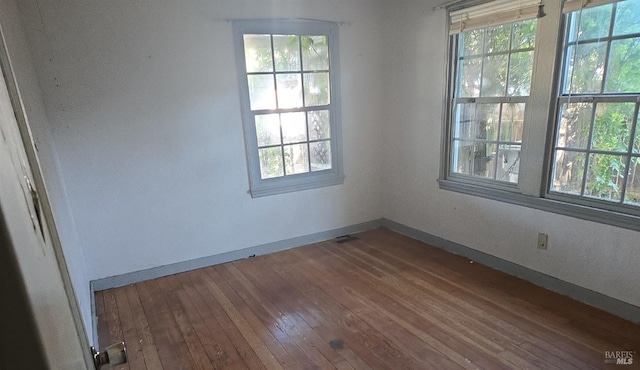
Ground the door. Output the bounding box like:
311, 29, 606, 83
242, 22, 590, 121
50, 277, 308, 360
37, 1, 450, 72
0, 25, 95, 369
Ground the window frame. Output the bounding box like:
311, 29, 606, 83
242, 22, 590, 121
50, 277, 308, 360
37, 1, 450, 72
233, 19, 344, 198
546, 2, 640, 217
446, 19, 536, 188
439, 0, 640, 232
441, 4, 544, 194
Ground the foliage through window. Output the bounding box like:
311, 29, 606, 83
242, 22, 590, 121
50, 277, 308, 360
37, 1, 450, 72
442, 0, 640, 228
234, 20, 343, 197
450, 19, 537, 184
550, 0, 640, 207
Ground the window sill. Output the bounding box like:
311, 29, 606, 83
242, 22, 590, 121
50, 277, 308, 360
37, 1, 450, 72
250, 173, 344, 198
437, 179, 640, 232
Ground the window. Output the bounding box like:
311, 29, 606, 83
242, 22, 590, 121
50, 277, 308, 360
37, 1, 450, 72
550, 0, 640, 210
446, 0, 542, 187
450, 19, 536, 184
233, 20, 343, 197
441, 0, 640, 230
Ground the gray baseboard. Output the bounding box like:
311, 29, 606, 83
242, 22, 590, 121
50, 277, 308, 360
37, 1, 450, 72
90, 219, 381, 347
90, 219, 382, 292
90, 216, 639, 340
381, 218, 640, 324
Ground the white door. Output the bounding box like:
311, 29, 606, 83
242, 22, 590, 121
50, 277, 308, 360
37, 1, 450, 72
0, 30, 95, 369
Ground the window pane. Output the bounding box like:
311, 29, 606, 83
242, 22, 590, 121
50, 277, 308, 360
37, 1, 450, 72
259, 147, 284, 179
481, 54, 508, 97
476, 103, 499, 141
507, 51, 533, 96
497, 144, 520, 183
281, 112, 307, 144
472, 142, 497, 179
301, 36, 329, 71
613, 0, 640, 36
568, 4, 612, 42
551, 150, 586, 195
557, 103, 592, 149
308, 110, 330, 140
244, 34, 273, 73
564, 42, 607, 94
585, 154, 626, 201
304, 72, 330, 106
461, 29, 484, 56
248, 75, 276, 110
458, 57, 482, 97
273, 35, 300, 72
625, 156, 640, 204
255, 114, 281, 146
591, 103, 635, 152
604, 39, 640, 93
485, 24, 511, 53
452, 140, 473, 175
453, 103, 475, 140
512, 19, 536, 50
310, 141, 332, 171
276, 74, 303, 109
500, 103, 525, 142
284, 144, 309, 175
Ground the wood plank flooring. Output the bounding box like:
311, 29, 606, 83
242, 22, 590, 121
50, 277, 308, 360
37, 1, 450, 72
96, 228, 640, 369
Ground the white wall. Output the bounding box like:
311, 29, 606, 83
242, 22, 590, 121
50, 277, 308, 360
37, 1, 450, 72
1, 0, 92, 340
380, 1, 640, 307
18, 0, 386, 281
15, 0, 638, 326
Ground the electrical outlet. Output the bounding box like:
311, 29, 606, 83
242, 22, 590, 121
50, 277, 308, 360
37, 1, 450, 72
537, 233, 548, 250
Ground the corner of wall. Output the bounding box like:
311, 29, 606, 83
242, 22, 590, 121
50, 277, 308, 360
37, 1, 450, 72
0, 0, 93, 342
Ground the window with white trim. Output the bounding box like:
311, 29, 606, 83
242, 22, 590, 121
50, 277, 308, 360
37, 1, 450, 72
234, 20, 343, 197
441, 0, 640, 229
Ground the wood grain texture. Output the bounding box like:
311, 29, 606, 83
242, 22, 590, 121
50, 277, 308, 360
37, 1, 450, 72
97, 228, 640, 369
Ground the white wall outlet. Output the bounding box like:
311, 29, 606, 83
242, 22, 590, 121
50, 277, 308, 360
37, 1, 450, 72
538, 233, 548, 250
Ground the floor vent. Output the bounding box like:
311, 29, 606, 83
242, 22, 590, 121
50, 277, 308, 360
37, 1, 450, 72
336, 235, 358, 243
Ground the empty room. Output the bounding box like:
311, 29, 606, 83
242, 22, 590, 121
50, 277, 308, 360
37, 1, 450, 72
1, 0, 639, 368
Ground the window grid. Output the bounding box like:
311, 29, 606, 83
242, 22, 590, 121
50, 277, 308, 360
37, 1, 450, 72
441, 0, 640, 229
450, 20, 536, 184
550, 1, 640, 208
245, 33, 333, 178
234, 20, 343, 197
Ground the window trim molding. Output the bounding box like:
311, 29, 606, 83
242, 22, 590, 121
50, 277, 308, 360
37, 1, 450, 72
233, 19, 344, 198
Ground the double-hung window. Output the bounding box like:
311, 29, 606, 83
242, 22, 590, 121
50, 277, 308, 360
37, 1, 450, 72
550, 0, 640, 211
446, 0, 542, 187
233, 20, 344, 197
441, 0, 640, 230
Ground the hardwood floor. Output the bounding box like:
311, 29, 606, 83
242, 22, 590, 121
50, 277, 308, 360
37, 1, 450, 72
96, 228, 640, 369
